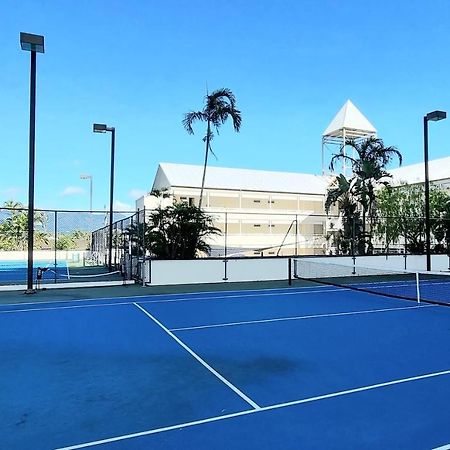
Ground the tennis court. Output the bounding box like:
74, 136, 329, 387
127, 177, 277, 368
2, 277, 450, 449
0, 260, 69, 283
0, 260, 124, 286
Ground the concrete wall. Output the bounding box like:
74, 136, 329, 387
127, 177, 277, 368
144, 254, 450, 286
145, 257, 289, 285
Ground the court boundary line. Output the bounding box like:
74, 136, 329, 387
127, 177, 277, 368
170, 304, 436, 332
133, 302, 261, 410
0, 292, 441, 319
54, 368, 450, 450
0, 287, 347, 314
433, 444, 450, 450
0, 284, 336, 309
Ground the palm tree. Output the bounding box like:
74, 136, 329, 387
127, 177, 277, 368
0, 201, 48, 250
325, 174, 364, 255
329, 137, 402, 253
183, 88, 242, 208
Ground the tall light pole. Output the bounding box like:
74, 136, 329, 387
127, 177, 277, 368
80, 174, 93, 212
20, 32, 45, 293
424, 110, 446, 271
93, 123, 115, 271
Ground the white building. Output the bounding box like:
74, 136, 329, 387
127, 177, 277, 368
389, 156, 450, 190
137, 163, 330, 256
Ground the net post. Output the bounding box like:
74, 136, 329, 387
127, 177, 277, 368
288, 257, 292, 286
415, 272, 421, 304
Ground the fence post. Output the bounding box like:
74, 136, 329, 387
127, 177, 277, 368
142, 207, 146, 259
352, 216, 356, 275
223, 212, 228, 280
403, 217, 407, 270
288, 257, 292, 286
295, 214, 298, 256
54, 210, 57, 283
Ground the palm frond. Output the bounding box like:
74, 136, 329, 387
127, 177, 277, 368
182, 111, 207, 134
329, 152, 357, 172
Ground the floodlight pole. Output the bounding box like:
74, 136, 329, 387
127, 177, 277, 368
424, 116, 431, 272
93, 123, 115, 272
423, 110, 447, 271
108, 128, 115, 272
26, 51, 37, 292
21, 32, 44, 293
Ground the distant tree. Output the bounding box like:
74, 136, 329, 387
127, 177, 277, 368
0, 201, 48, 250
374, 186, 403, 253
183, 88, 242, 208
329, 137, 402, 253
430, 188, 450, 253
56, 230, 90, 250
376, 184, 426, 254
56, 234, 76, 250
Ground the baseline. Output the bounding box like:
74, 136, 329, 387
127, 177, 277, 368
55, 368, 450, 450
0, 285, 344, 314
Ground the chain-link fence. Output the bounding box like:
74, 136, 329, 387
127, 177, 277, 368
0, 207, 135, 286
2, 206, 449, 286
91, 209, 147, 281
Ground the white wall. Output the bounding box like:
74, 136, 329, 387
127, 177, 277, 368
311, 254, 450, 272
144, 254, 450, 286
145, 257, 289, 285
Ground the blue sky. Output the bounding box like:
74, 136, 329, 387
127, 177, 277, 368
1, 0, 450, 211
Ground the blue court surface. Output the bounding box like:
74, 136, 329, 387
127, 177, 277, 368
1, 284, 450, 449
0, 260, 68, 283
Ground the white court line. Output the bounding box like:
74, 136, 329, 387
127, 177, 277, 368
133, 302, 260, 410
433, 444, 450, 450
0, 284, 336, 309
138, 287, 346, 305
0, 287, 346, 314
0, 301, 133, 314
170, 305, 436, 332
55, 368, 450, 450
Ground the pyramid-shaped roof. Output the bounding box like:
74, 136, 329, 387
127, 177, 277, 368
323, 100, 377, 138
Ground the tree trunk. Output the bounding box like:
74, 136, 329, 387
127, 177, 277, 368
198, 120, 211, 209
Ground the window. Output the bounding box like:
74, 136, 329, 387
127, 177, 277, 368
188, 197, 195, 206
253, 200, 261, 203
254, 224, 261, 228
314, 224, 324, 235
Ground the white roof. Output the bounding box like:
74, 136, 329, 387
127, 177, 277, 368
389, 156, 450, 185
323, 100, 377, 138
152, 163, 329, 195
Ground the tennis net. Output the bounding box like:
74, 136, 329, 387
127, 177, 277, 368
292, 258, 450, 306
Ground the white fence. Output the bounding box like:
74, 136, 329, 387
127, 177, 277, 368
143, 254, 450, 286
144, 257, 289, 286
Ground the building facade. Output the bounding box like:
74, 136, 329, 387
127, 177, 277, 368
136, 163, 330, 256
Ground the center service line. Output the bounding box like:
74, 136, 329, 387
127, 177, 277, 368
132, 302, 260, 410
